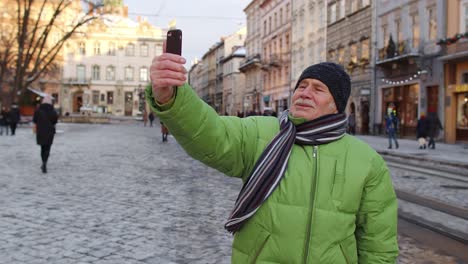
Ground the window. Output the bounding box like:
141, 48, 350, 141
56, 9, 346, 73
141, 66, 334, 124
285, 34, 290, 50
329, 3, 337, 24
140, 44, 148, 57
92, 65, 100, 80
140, 67, 148, 81
269, 16, 272, 33
280, 8, 283, 25
339, 0, 345, 19
286, 3, 290, 20
395, 19, 402, 43
107, 91, 113, 104
264, 20, 267, 36
463, 72, 468, 84
77, 65, 85, 81
338, 47, 345, 65
106, 66, 115, 81
382, 24, 389, 47
361, 39, 369, 59
78, 42, 86, 55
274, 12, 277, 29
92, 91, 99, 105
411, 13, 419, 49
155, 44, 163, 56
126, 43, 135, 56
52, 93, 58, 103
351, 0, 358, 13
428, 7, 437, 40
350, 43, 357, 63
108, 42, 116, 56
101, 93, 105, 102
462, 0, 468, 32
94, 42, 100, 55
125, 66, 134, 81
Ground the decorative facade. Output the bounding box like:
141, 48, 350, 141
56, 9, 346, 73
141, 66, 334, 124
61, 3, 165, 116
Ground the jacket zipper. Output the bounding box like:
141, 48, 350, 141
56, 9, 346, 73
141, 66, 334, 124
304, 146, 319, 264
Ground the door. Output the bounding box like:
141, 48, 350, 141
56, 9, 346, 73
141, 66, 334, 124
426, 85, 438, 113
124, 92, 133, 116
73, 92, 83, 112
360, 100, 369, 135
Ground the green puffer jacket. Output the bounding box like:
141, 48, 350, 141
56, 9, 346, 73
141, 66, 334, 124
147, 84, 399, 264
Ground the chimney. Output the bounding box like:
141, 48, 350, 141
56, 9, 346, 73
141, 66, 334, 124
123, 6, 128, 17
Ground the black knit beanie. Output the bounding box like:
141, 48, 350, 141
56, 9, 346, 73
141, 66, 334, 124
294, 62, 351, 113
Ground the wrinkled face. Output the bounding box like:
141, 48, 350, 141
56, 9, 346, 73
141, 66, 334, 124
290, 79, 338, 121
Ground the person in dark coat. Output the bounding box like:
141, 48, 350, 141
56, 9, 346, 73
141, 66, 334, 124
416, 113, 429, 149
148, 112, 155, 127
33, 96, 58, 173
427, 111, 443, 149
8, 104, 20, 135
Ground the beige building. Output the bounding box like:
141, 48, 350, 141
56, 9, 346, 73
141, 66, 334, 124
440, 0, 468, 143
291, 0, 327, 88
260, 0, 292, 114
240, 0, 263, 114
61, 1, 165, 116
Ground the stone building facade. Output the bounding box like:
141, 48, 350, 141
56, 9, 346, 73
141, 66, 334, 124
61, 2, 165, 116
291, 0, 327, 91
259, 0, 292, 114
374, 0, 445, 137
327, 0, 372, 134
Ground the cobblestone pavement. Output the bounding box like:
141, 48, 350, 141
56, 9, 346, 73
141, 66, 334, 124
0, 123, 464, 263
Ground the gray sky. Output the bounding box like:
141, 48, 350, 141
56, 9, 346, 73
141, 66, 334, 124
124, 0, 251, 66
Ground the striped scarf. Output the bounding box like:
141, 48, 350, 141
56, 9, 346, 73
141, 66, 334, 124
225, 111, 348, 233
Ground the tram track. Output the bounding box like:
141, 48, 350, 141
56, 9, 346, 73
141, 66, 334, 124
381, 156, 468, 257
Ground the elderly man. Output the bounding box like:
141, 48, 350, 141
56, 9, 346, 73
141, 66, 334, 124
147, 49, 398, 263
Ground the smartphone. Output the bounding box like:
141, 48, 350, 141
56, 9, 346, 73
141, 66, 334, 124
166, 29, 182, 55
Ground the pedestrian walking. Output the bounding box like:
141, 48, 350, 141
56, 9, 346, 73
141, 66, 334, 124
384, 109, 399, 149
148, 50, 398, 263
160, 121, 168, 142
8, 103, 20, 136
148, 112, 155, 127
33, 96, 58, 174
416, 113, 429, 149
427, 111, 443, 149
1, 106, 10, 135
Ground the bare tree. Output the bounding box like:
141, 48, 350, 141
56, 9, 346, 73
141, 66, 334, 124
0, 0, 103, 103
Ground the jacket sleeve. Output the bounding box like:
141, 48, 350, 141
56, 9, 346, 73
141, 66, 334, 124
355, 156, 399, 263
145, 83, 260, 180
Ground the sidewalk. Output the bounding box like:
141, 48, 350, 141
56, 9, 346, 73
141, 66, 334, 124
357, 135, 468, 168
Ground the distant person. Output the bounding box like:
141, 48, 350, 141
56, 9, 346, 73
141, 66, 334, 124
416, 113, 429, 149
148, 112, 155, 127
427, 111, 443, 149
9, 103, 21, 136
384, 109, 399, 149
33, 96, 58, 174
160, 121, 169, 142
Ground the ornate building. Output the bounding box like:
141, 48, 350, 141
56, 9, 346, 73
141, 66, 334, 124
291, 0, 327, 93
259, 0, 292, 114
374, 0, 445, 137
327, 0, 372, 134
61, 1, 165, 116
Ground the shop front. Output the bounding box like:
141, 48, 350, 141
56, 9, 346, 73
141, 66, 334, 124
382, 84, 419, 137
454, 85, 468, 141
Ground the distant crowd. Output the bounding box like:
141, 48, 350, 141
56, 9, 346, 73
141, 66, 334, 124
0, 105, 21, 136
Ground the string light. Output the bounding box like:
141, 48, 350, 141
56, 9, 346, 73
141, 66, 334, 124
380, 70, 427, 85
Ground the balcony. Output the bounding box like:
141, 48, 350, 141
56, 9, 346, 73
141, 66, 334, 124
376, 39, 420, 68
438, 40, 468, 62
239, 54, 262, 73
62, 78, 91, 86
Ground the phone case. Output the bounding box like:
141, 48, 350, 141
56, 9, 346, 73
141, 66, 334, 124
166, 29, 182, 55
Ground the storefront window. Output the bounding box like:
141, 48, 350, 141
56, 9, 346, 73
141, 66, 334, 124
457, 94, 468, 129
